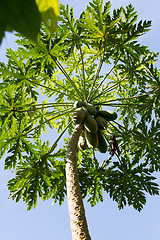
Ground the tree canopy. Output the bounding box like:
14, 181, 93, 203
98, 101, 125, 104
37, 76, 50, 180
0, 0, 159, 213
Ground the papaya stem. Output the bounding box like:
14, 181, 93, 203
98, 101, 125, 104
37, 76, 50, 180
95, 72, 128, 99
18, 108, 74, 138
77, 42, 87, 101
88, 39, 107, 102
49, 76, 78, 96
50, 54, 84, 101
87, 55, 104, 102
40, 120, 73, 170
90, 54, 121, 102
100, 88, 159, 103
26, 78, 62, 93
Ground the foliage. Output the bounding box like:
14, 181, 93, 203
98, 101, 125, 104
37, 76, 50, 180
0, 0, 59, 44
0, 0, 159, 212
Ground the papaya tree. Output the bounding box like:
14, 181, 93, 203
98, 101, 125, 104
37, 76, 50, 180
0, 1, 160, 239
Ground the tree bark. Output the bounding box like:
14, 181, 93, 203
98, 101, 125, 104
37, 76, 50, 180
65, 124, 91, 240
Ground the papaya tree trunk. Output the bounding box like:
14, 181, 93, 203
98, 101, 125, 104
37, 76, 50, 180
65, 124, 91, 240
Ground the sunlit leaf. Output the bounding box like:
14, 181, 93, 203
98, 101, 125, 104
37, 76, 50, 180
36, 0, 59, 35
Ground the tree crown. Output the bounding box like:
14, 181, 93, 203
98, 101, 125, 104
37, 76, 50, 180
0, 0, 159, 211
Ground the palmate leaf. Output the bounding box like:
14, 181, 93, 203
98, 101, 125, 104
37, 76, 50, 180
78, 151, 105, 206
8, 143, 66, 210
0, 1, 160, 211
4, 138, 22, 170
78, 149, 159, 211
107, 168, 159, 212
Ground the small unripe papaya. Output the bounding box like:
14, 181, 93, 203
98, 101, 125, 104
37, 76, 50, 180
74, 101, 85, 108
84, 112, 98, 134
97, 130, 107, 153
84, 129, 98, 149
97, 110, 117, 121
95, 116, 108, 130
78, 131, 88, 150
73, 107, 86, 124
84, 103, 97, 115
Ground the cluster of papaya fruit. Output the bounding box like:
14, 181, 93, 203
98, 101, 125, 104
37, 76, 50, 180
73, 101, 117, 153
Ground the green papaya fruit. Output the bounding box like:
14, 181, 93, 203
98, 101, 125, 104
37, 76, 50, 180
84, 112, 98, 134
84, 129, 98, 148
84, 103, 97, 115
95, 116, 108, 130
78, 131, 88, 150
97, 130, 107, 153
97, 110, 117, 121
73, 107, 86, 124
74, 101, 85, 108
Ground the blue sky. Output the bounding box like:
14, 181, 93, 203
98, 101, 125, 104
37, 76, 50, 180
0, 1, 160, 240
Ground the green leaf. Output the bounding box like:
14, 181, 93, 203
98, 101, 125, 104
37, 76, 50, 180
0, 0, 41, 43
7, 146, 66, 210
35, 0, 59, 35
0, 0, 59, 44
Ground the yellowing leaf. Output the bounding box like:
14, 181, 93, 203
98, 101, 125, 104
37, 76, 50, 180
35, 0, 59, 35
